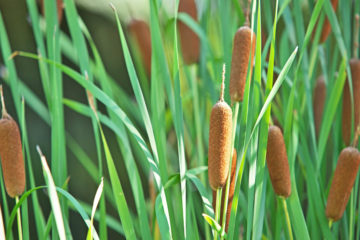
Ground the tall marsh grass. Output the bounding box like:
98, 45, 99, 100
0, 0, 359, 239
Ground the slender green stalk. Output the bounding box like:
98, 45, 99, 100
281, 197, 293, 240
349, 191, 354, 240
329, 220, 333, 229
214, 188, 222, 240
15, 197, 23, 240
220, 102, 240, 238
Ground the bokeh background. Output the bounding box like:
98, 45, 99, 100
0, 0, 147, 238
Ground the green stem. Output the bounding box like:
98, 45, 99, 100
281, 197, 293, 240
350, 191, 354, 240
329, 219, 333, 229
214, 188, 222, 240
16, 196, 23, 240
220, 102, 240, 239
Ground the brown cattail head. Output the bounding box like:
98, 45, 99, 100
326, 147, 360, 221
313, 75, 327, 137
342, 59, 360, 146
312, 0, 338, 43
0, 87, 25, 198
266, 125, 291, 198
40, 0, 64, 24
128, 19, 152, 76
208, 67, 232, 190
212, 149, 237, 231
178, 0, 200, 65
229, 26, 256, 102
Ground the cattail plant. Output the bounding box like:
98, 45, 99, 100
266, 125, 293, 239
342, 59, 360, 145
229, 0, 256, 102
313, 75, 327, 137
178, 0, 200, 65
0, 86, 25, 198
128, 19, 152, 76
212, 149, 237, 231
208, 66, 232, 190
326, 147, 360, 222
266, 125, 291, 198
40, 0, 64, 24
318, 0, 338, 43
342, 15, 360, 146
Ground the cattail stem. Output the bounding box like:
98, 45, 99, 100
245, 0, 252, 26
329, 219, 333, 229
281, 197, 293, 240
16, 196, 23, 240
349, 190, 355, 240
0, 85, 7, 117
214, 188, 222, 240
220, 102, 240, 238
353, 14, 359, 59
220, 64, 226, 101
352, 125, 360, 147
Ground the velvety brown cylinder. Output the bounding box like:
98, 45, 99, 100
128, 20, 152, 76
229, 26, 256, 102
319, 0, 338, 43
313, 75, 327, 137
0, 114, 26, 198
342, 59, 360, 146
212, 149, 237, 231
326, 147, 360, 221
178, 0, 199, 65
266, 125, 291, 198
41, 0, 64, 24
208, 101, 232, 190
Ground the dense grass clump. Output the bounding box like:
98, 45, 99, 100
0, 0, 360, 239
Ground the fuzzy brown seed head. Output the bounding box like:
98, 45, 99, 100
319, 0, 338, 43
313, 75, 327, 138
40, 0, 64, 24
342, 59, 360, 146
0, 114, 26, 198
128, 19, 152, 76
212, 149, 237, 231
178, 0, 199, 65
229, 26, 256, 102
266, 125, 291, 198
208, 101, 232, 190
326, 147, 360, 221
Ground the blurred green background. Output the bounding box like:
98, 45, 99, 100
0, 0, 138, 238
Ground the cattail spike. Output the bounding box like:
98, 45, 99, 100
313, 76, 327, 138
0, 85, 6, 117
266, 125, 291, 198
229, 25, 256, 102
342, 59, 360, 146
326, 147, 360, 221
128, 19, 152, 76
178, 0, 200, 64
0, 89, 26, 198
208, 91, 233, 190
220, 64, 226, 101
